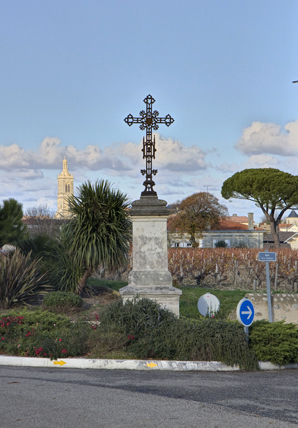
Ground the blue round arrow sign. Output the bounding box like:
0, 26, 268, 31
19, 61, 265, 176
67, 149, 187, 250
236, 298, 255, 327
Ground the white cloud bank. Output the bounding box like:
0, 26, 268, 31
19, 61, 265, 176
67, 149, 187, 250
235, 120, 298, 156
0, 134, 209, 211
0, 134, 208, 173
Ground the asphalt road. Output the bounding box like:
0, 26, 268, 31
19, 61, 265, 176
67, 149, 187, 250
1, 366, 298, 428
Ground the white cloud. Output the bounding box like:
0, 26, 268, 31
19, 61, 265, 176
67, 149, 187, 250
0, 144, 33, 169
2, 169, 44, 181
0, 135, 210, 210
0, 134, 208, 173
0, 170, 57, 209
216, 163, 240, 174
154, 134, 207, 171
235, 120, 298, 156
217, 154, 281, 175
244, 154, 280, 168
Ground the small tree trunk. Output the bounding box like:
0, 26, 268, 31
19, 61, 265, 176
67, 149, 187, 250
270, 220, 280, 249
77, 267, 91, 295
190, 233, 197, 247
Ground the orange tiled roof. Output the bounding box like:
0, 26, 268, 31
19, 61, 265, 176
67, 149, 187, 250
168, 216, 249, 231
213, 219, 248, 230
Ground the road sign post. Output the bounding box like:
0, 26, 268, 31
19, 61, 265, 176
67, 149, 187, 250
244, 326, 249, 344
237, 298, 255, 343
258, 250, 276, 322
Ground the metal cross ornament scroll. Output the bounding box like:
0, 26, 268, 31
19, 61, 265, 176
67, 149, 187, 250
124, 94, 174, 196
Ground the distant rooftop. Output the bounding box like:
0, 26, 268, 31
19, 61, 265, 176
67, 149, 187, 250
264, 232, 296, 243
227, 215, 248, 224
212, 219, 248, 231
287, 210, 298, 218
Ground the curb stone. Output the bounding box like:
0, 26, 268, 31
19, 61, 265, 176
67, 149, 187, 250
1, 356, 298, 371
258, 361, 298, 370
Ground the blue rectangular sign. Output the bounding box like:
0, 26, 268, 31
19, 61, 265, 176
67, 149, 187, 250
258, 252, 276, 262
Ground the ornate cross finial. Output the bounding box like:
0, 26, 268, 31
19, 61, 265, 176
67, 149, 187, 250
124, 95, 174, 196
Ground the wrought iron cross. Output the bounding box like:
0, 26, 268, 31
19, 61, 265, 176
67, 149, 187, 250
124, 94, 174, 196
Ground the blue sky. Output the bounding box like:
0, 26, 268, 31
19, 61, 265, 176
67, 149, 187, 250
0, 1, 298, 221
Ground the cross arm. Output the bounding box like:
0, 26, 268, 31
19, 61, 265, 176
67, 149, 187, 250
155, 114, 175, 127
124, 114, 142, 127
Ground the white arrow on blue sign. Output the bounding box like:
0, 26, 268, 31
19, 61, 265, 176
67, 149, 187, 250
236, 298, 255, 327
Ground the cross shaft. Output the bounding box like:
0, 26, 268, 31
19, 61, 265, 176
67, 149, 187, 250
124, 94, 174, 196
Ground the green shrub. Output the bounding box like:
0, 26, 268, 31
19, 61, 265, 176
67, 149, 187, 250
99, 297, 177, 337
87, 329, 129, 358
0, 249, 52, 309
128, 318, 258, 370
214, 240, 228, 248
4, 308, 72, 330
18, 322, 90, 360
42, 291, 83, 313
0, 309, 90, 359
98, 298, 258, 370
249, 320, 298, 365
235, 241, 248, 248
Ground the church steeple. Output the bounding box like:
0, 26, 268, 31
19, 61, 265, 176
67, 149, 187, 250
54, 158, 74, 219
63, 157, 68, 173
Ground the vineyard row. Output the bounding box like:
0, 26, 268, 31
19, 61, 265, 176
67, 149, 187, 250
168, 248, 298, 292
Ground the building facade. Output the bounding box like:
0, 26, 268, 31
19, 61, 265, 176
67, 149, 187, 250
168, 214, 265, 249
169, 230, 265, 249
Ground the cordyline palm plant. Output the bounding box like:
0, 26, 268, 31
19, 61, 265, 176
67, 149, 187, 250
0, 249, 52, 309
64, 180, 131, 294
17, 232, 82, 293
47, 230, 85, 293
18, 232, 59, 271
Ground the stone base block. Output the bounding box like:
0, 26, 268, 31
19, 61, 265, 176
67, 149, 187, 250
128, 270, 173, 287
119, 285, 182, 317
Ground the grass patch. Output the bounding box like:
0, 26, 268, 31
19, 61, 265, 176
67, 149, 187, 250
87, 278, 127, 293
180, 288, 248, 319
86, 279, 248, 320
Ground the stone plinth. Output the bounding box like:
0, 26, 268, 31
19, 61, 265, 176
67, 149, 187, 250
120, 196, 182, 317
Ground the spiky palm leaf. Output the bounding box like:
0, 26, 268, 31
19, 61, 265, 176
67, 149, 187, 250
66, 180, 131, 270
0, 249, 52, 309
18, 232, 58, 264
47, 231, 85, 293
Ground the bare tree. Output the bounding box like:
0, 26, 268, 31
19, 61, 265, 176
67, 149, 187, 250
24, 205, 68, 236
26, 205, 55, 218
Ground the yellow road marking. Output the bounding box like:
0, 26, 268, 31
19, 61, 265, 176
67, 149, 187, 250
53, 360, 66, 366
146, 362, 158, 368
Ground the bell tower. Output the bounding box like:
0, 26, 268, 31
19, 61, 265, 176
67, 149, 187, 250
55, 157, 74, 218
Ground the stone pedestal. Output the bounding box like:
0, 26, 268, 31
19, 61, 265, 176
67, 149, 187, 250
120, 196, 182, 317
